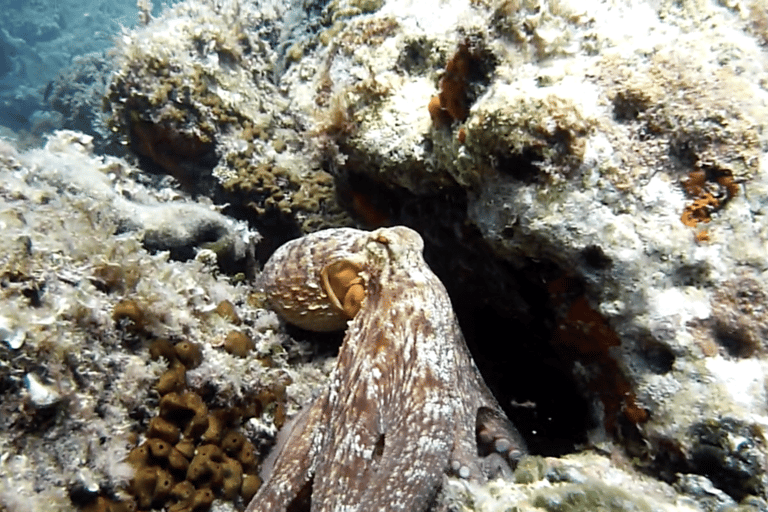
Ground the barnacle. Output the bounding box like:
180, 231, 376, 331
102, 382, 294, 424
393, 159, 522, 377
112, 299, 148, 332
155, 362, 187, 395
215, 299, 241, 324
200, 409, 225, 443
241, 474, 262, 502
129, 466, 174, 509
167, 488, 214, 512
221, 431, 246, 456
174, 341, 203, 368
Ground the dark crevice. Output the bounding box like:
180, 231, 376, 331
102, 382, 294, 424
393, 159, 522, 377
495, 150, 543, 183
373, 433, 385, 460
286, 476, 313, 512
223, 201, 304, 269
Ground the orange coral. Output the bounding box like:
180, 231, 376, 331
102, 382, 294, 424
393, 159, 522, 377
680, 168, 739, 237
428, 95, 452, 128
681, 193, 719, 227
548, 276, 649, 433
681, 169, 707, 197
428, 42, 480, 128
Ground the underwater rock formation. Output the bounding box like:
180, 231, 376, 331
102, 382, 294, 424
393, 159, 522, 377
23, 131, 255, 269
0, 132, 302, 512
4, 0, 768, 509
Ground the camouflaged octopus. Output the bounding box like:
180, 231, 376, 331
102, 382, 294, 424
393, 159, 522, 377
247, 226, 526, 512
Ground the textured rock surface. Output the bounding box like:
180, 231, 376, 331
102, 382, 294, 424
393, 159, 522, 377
22, 131, 257, 270
269, 0, 768, 506
442, 451, 707, 512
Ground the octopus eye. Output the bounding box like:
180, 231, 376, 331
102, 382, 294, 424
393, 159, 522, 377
321, 260, 366, 318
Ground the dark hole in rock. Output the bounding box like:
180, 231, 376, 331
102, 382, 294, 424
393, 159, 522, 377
21, 282, 44, 308
397, 36, 433, 74
495, 150, 542, 183
283, 325, 345, 363
581, 244, 611, 270
672, 262, 711, 287
68, 483, 99, 508
641, 342, 676, 374
713, 322, 756, 358
227, 200, 303, 269
611, 89, 650, 122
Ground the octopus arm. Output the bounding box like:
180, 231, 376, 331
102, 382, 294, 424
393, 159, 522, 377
353, 396, 455, 511
246, 391, 329, 511
309, 377, 456, 511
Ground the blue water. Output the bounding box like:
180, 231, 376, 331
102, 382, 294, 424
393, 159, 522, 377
0, 0, 175, 135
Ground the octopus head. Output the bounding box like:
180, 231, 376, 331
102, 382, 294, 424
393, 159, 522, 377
365, 226, 425, 266
321, 227, 426, 319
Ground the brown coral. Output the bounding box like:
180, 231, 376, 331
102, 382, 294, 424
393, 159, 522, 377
428, 41, 484, 128
117, 336, 274, 512
112, 299, 148, 332
223, 330, 255, 357
439, 43, 473, 122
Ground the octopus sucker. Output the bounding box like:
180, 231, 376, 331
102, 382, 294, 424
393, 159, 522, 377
248, 226, 526, 512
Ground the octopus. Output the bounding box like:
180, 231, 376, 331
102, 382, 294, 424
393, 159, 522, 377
246, 226, 526, 512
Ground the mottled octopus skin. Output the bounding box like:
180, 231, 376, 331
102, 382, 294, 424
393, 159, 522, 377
248, 226, 526, 512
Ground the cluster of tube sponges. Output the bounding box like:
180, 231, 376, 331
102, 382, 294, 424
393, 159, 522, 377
97, 297, 289, 512
123, 337, 265, 511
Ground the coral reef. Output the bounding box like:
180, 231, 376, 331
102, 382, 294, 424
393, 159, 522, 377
122, 338, 272, 512
104, 0, 351, 234
0, 133, 324, 512
5, 0, 768, 509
